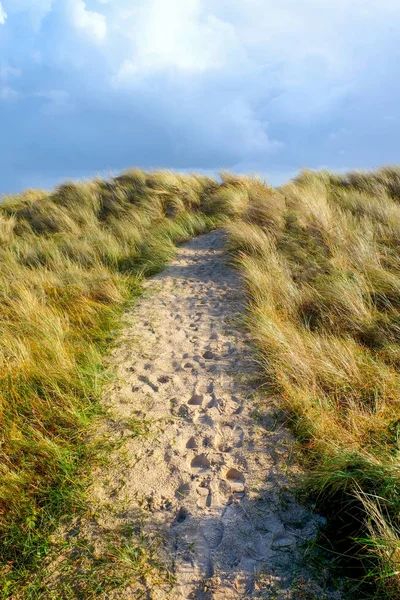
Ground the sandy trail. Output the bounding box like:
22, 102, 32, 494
62, 230, 339, 599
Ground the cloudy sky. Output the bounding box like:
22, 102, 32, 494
1, 0, 400, 195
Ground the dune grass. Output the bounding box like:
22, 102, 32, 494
2, 166, 400, 597
0, 170, 225, 595
220, 167, 400, 598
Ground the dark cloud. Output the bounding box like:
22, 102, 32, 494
1, 0, 400, 195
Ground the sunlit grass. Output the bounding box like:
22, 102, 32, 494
227, 166, 400, 597
0, 170, 224, 595
2, 165, 400, 597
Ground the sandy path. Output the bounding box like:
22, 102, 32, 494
65, 230, 339, 599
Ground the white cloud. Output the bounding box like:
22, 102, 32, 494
113, 0, 241, 79
1, 0, 400, 194
67, 0, 107, 43
0, 1, 7, 24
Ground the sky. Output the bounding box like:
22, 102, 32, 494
1, 0, 400, 195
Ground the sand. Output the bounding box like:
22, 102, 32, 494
47, 230, 340, 599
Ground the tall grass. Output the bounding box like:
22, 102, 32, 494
225, 167, 400, 597
0, 170, 224, 593
3, 166, 400, 597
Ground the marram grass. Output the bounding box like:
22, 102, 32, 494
2, 166, 400, 598
0, 170, 224, 596
226, 167, 400, 598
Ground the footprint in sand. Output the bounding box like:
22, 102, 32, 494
190, 454, 211, 473
234, 556, 257, 595
186, 436, 199, 450
215, 424, 244, 452
217, 396, 242, 416
138, 375, 159, 393
203, 350, 218, 360
188, 392, 204, 407
78, 231, 334, 600
196, 479, 223, 509
203, 518, 224, 549
206, 397, 217, 409
194, 413, 215, 427
196, 489, 212, 509
175, 506, 188, 523
226, 468, 245, 493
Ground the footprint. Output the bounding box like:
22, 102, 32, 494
196, 489, 212, 509
191, 454, 211, 473
206, 397, 217, 409
226, 468, 245, 493
271, 531, 296, 549
195, 535, 214, 579
216, 425, 244, 452
177, 405, 190, 418
218, 397, 241, 416
138, 375, 159, 393
194, 413, 215, 427
218, 478, 232, 500
203, 350, 217, 360
175, 482, 191, 500
234, 557, 256, 595
188, 393, 204, 406
186, 436, 198, 450
196, 482, 209, 498
175, 506, 188, 523
202, 436, 213, 448
203, 519, 224, 549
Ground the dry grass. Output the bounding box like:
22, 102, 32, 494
227, 167, 400, 597
3, 166, 400, 597
0, 170, 224, 594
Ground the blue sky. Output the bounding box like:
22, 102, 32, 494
1, 0, 400, 195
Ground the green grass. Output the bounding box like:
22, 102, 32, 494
2, 166, 400, 598
225, 167, 400, 598
0, 170, 225, 597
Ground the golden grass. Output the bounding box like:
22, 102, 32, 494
0, 170, 225, 590
227, 167, 400, 596
3, 165, 400, 597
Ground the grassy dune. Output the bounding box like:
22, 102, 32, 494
0, 170, 225, 593
1, 167, 400, 597
224, 168, 400, 597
